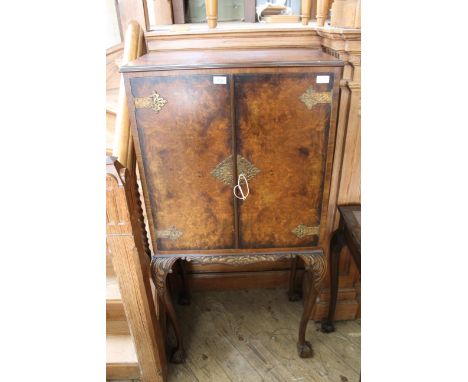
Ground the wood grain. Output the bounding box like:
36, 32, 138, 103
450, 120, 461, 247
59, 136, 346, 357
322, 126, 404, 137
124, 60, 342, 257
106, 334, 140, 379
205, 0, 218, 28
169, 289, 360, 381
170, 269, 304, 290
319, 29, 361, 321
115, 0, 149, 34
301, 0, 312, 25
121, 44, 360, 321
330, 0, 361, 28
153, 0, 173, 25
112, 21, 146, 169
146, 29, 322, 51
130, 74, 235, 251
106, 274, 129, 335
235, 70, 340, 248
107, 158, 166, 381
107, 43, 124, 97
122, 48, 342, 72
316, 0, 331, 26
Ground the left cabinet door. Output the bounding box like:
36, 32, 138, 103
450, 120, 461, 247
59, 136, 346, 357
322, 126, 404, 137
129, 74, 235, 251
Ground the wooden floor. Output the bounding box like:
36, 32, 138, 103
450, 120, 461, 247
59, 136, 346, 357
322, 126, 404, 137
112, 288, 360, 382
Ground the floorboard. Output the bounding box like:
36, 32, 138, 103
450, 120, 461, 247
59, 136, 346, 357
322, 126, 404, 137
169, 288, 360, 382
108, 288, 360, 382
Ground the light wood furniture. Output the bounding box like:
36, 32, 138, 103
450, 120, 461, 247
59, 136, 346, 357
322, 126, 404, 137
107, 21, 166, 381
115, 0, 150, 36
113, 0, 361, 32
112, 21, 146, 169
321, 204, 360, 332
106, 334, 140, 379
301, 0, 313, 25
317, 27, 360, 321
145, 25, 323, 51
107, 276, 130, 335
316, 0, 331, 27
331, 0, 360, 28
205, 0, 218, 28
107, 157, 167, 381
121, 47, 343, 363
153, 0, 173, 25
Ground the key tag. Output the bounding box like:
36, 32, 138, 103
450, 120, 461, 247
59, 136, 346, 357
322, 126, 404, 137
233, 174, 249, 200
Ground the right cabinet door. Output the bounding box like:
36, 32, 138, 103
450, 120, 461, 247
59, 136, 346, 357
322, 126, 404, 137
235, 71, 336, 248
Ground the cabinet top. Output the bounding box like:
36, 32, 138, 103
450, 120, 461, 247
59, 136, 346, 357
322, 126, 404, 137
120, 48, 343, 73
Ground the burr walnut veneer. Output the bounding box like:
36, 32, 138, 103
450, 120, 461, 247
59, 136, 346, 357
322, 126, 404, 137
121, 48, 343, 363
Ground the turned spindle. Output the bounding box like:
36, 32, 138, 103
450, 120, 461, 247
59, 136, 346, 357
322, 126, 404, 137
301, 0, 312, 25
316, 0, 331, 27
205, 0, 218, 28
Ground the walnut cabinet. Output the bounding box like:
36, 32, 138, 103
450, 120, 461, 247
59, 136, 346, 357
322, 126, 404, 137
122, 49, 342, 254
121, 48, 343, 362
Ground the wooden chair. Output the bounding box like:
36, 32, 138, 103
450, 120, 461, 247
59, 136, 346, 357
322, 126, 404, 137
321, 204, 361, 332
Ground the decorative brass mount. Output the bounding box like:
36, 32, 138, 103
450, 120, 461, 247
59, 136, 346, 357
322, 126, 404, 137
211, 154, 260, 186
299, 86, 332, 110
134, 90, 168, 113
292, 224, 320, 238
156, 226, 183, 241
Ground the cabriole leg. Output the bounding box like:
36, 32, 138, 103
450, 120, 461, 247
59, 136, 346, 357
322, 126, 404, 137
297, 253, 327, 358
151, 256, 186, 363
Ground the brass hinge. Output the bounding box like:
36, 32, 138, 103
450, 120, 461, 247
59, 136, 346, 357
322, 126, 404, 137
292, 224, 320, 238
299, 86, 332, 110
134, 90, 168, 113
156, 226, 183, 241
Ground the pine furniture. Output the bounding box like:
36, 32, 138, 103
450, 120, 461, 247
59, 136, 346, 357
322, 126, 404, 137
321, 204, 361, 333
121, 47, 343, 363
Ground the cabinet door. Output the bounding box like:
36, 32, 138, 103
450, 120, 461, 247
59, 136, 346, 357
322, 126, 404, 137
235, 72, 335, 248
130, 74, 235, 251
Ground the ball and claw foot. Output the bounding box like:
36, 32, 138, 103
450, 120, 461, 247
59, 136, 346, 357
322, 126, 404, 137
320, 320, 335, 333
170, 348, 186, 364
297, 341, 314, 358
288, 291, 302, 302
178, 292, 190, 306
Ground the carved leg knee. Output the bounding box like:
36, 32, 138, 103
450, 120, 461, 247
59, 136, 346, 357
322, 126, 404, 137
151, 256, 186, 363
297, 252, 326, 358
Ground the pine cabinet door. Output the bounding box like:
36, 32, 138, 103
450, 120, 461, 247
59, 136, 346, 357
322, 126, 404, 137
130, 74, 235, 250
235, 72, 337, 248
